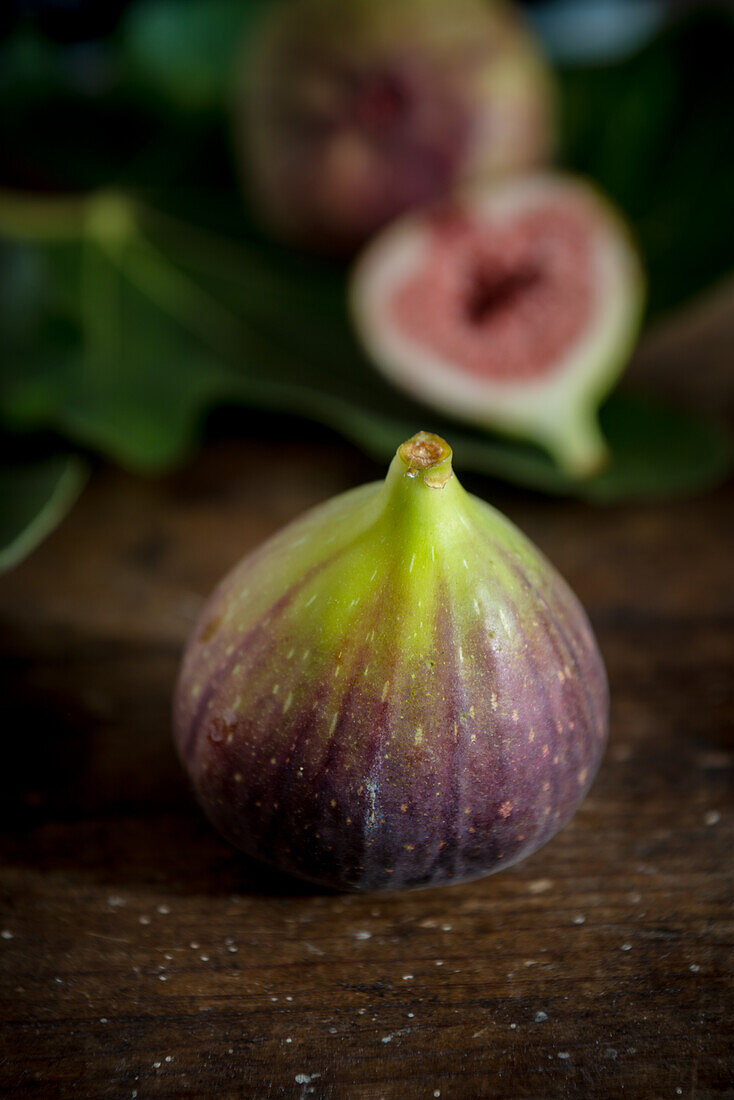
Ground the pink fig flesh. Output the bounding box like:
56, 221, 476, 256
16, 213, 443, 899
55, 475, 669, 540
389, 198, 595, 382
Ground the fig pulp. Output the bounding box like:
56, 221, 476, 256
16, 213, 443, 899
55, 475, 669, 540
351, 174, 645, 476
237, 0, 554, 253
174, 433, 608, 892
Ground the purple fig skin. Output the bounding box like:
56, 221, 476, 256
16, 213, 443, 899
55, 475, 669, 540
237, 0, 555, 254
174, 434, 608, 892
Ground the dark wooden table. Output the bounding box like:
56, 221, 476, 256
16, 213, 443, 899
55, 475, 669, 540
1, 298, 733, 1098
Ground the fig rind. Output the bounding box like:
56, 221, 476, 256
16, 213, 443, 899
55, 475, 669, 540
174, 432, 608, 891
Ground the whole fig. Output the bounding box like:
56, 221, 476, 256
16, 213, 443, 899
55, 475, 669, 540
174, 433, 608, 892
237, 0, 555, 254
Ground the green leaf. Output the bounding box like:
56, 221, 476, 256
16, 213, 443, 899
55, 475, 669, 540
0, 453, 88, 573
559, 8, 734, 317
0, 191, 729, 501
589, 393, 731, 502
121, 0, 273, 110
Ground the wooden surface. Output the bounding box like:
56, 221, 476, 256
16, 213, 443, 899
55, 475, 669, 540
1, 305, 733, 1097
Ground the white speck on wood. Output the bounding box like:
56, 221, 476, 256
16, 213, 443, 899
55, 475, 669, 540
381, 1028, 411, 1044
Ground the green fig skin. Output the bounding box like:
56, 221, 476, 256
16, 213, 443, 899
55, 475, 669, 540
237, 0, 555, 254
173, 434, 608, 892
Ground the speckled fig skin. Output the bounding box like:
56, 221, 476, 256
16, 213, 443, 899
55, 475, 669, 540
237, 0, 555, 254
174, 433, 607, 892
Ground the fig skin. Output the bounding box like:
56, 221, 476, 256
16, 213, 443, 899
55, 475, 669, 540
174, 433, 608, 892
236, 0, 555, 254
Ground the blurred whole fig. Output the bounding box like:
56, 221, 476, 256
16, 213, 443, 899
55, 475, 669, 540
237, 0, 555, 253
174, 432, 608, 892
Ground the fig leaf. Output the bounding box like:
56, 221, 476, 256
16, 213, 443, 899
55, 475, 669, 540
0, 453, 87, 574
0, 192, 729, 503
559, 7, 734, 318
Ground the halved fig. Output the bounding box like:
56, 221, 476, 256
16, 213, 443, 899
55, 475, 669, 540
351, 173, 645, 476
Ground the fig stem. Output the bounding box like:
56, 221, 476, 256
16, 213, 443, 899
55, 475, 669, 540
545, 410, 609, 479
397, 431, 453, 488
382, 432, 467, 554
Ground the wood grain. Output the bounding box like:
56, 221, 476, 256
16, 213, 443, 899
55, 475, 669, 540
1, 413, 732, 1096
